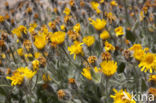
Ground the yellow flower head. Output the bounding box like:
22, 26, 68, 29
94, 66, 100, 73
110, 89, 136, 103
12, 25, 27, 38
34, 52, 42, 59
42, 73, 52, 82
87, 56, 97, 64
81, 67, 92, 80
16, 67, 36, 79
32, 60, 40, 71
129, 44, 142, 51
64, 15, 72, 23
6, 71, 24, 86
89, 18, 106, 30
68, 78, 75, 84
106, 12, 116, 20
83, 35, 95, 47
73, 23, 81, 33
115, 26, 124, 37
104, 41, 115, 52
50, 31, 66, 45
57, 89, 66, 99
140, 11, 145, 21
67, 30, 80, 40
133, 49, 145, 61
6, 67, 36, 86
139, 53, 156, 73
18, 25, 27, 34
24, 53, 33, 60
100, 0, 104, 3
90, 1, 101, 14
149, 75, 156, 82
17, 48, 24, 56
34, 35, 47, 50
144, 47, 149, 52
110, 0, 118, 6
48, 21, 56, 29
0, 15, 4, 23
101, 52, 112, 60
63, 7, 71, 15
12, 28, 22, 38
60, 24, 65, 31
100, 30, 110, 40
30, 22, 38, 28
100, 60, 117, 76
68, 41, 83, 60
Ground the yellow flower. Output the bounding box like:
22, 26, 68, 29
32, 60, 40, 71
110, 0, 118, 6
144, 47, 149, 52
18, 25, 27, 34
133, 49, 145, 61
60, 24, 65, 31
83, 36, 95, 47
87, 56, 97, 64
105, 12, 116, 23
68, 41, 83, 60
110, 89, 136, 103
17, 48, 24, 56
64, 15, 72, 23
69, 0, 75, 6
12, 28, 22, 38
34, 52, 42, 59
94, 66, 100, 73
90, 1, 101, 14
100, 30, 110, 40
101, 52, 112, 60
149, 75, 156, 82
67, 30, 80, 40
89, 18, 106, 30
73, 23, 80, 33
63, 7, 71, 15
48, 21, 56, 29
6, 72, 24, 86
40, 25, 49, 34
68, 78, 75, 84
100, 0, 104, 3
42, 73, 52, 82
24, 53, 33, 60
115, 26, 124, 36
1, 53, 6, 59
129, 44, 142, 51
148, 88, 156, 98
139, 53, 156, 73
57, 89, 66, 99
12, 25, 27, 38
81, 67, 92, 80
6, 67, 36, 86
34, 35, 47, 50
50, 31, 66, 46
100, 60, 117, 76
16, 67, 36, 79
30, 22, 38, 28
140, 11, 145, 21
104, 41, 115, 52
0, 15, 4, 23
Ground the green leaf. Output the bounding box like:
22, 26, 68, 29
126, 30, 136, 43
117, 62, 125, 73
141, 79, 148, 92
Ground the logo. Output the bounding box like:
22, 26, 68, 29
123, 91, 154, 102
